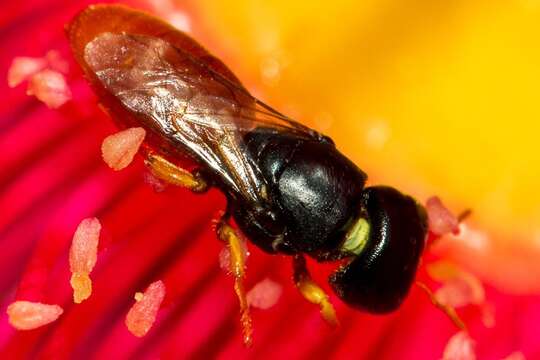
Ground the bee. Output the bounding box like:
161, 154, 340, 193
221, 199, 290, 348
68, 4, 428, 345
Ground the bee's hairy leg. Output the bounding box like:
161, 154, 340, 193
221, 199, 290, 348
293, 254, 339, 326
144, 152, 208, 192
216, 216, 253, 347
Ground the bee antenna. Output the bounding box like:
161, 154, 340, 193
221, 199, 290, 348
457, 209, 472, 223
415, 281, 467, 331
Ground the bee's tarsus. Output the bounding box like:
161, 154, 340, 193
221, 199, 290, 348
216, 219, 253, 347
293, 255, 339, 326
69, 4, 430, 345
144, 152, 208, 192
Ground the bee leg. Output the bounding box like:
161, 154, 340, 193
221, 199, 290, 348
144, 152, 208, 192
416, 281, 466, 330
293, 254, 338, 326
216, 218, 253, 347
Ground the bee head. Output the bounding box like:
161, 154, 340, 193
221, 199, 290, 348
330, 186, 428, 313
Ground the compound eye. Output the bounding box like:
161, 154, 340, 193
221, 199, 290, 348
329, 186, 427, 313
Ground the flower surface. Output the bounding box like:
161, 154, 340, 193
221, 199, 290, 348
1, 1, 539, 359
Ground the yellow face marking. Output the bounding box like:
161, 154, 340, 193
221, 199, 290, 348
341, 217, 370, 255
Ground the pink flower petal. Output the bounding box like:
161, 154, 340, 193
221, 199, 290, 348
69, 217, 101, 274
45, 50, 69, 74
125, 280, 166, 337
69, 217, 101, 303
7, 301, 63, 330
442, 331, 476, 360
480, 302, 495, 328
26, 69, 72, 108
435, 279, 483, 309
432, 224, 540, 294
101, 127, 146, 171
143, 171, 168, 193
426, 196, 460, 237
247, 278, 283, 310
428, 261, 485, 308
7, 56, 47, 88
2, 2, 539, 359
219, 246, 232, 273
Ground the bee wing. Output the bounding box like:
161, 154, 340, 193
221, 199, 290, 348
83, 32, 320, 204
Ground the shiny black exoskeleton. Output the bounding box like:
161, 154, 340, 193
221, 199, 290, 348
232, 128, 428, 313
69, 4, 429, 315
235, 128, 366, 257
329, 187, 428, 312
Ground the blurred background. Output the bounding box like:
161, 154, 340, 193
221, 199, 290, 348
180, 0, 540, 295
1, 0, 540, 358
184, 0, 540, 243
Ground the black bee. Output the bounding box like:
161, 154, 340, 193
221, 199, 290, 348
68, 4, 428, 344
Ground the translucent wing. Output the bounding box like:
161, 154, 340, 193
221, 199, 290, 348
82, 31, 320, 204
